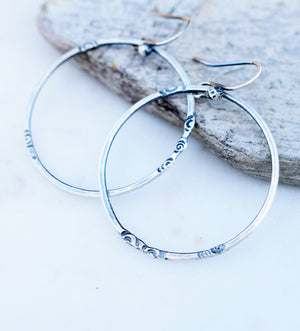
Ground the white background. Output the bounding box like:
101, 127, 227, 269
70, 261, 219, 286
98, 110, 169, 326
1, 1, 299, 330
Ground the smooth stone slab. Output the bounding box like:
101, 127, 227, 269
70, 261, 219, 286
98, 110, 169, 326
37, 0, 300, 185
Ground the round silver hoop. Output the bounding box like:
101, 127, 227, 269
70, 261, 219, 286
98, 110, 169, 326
99, 85, 280, 261
25, 38, 195, 197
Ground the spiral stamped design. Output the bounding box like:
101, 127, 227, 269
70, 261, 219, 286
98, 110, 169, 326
158, 86, 183, 97
157, 157, 174, 173
156, 137, 188, 176
121, 229, 225, 260
211, 244, 225, 254
175, 137, 188, 153
184, 115, 195, 134
121, 231, 166, 259
197, 244, 225, 259
78, 41, 99, 53
24, 130, 37, 160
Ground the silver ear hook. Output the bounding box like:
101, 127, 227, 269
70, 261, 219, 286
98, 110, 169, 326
192, 57, 262, 91
142, 7, 191, 47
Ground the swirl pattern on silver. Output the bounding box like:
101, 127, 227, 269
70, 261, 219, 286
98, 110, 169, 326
78, 41, 99, 53
175, 137, 188, 153
156, 135, 188, 174
184, 115, 196, 134
158, 86, 182, 97
121, 231, 166, 259
157, 157, 175, 173
24, 130, 37, 160
197, 244, 225, 259
121, 229, 224, 260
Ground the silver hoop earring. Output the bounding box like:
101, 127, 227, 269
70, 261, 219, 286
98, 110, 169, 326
25, 10, 195, 197
99, 84, 279, 260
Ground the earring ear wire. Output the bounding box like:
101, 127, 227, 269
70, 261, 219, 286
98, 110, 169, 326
142, 6, 191, 47
192, 56, 262, 91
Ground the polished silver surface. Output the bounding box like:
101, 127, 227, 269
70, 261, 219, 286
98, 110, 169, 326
142, 7, 191, 46
193, 56, 262, 91
99, 85, 279, 260
25, 38, 195, 197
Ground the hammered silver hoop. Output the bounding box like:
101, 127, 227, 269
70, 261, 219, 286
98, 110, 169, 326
25, 38, 195, 197
99, 85, 279, 261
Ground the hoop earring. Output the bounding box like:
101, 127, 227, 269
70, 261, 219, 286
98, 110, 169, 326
25, 9, 195, 197
98, 83, 279, 260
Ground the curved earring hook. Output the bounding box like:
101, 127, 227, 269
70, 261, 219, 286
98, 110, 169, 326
192, 56, 262, 91
142, 7, 191, 47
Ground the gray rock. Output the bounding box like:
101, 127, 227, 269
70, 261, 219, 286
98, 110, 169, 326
37, 0, 300, 185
